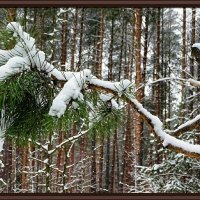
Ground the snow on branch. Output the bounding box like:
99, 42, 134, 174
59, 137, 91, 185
172, 114, 200, 137
191, 43, 200, 65
192, 43, 200, 50
0, 22, 74, 82
188, 79, 200, 87
0, 56, 30, 81
1, 22, 200, 160
84, 76, 200, 159
128, 96, 200, 155
87, 81, 200, 159
49, 69, 91, 118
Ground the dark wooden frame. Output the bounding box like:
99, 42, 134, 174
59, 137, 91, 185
1, 1, 200, 199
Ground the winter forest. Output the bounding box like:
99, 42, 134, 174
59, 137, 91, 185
0, 7, 200, 193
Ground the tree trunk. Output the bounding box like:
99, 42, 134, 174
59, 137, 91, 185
39, 10, 45, 50
155, 8, 161, 118
2, 141, 12, 192
61, 10, 68, 70
142, 9, 149, 98
105, 15, 115, 192
110, 129, 117, 192
77, 8, 85, 71
91, 135, 96, 193
118, 10, 125, 81
70, 8, 78, 71
95, 9, 105, 192
96, 9, 104, 79
108, 17, 114, 81
135, 8, 143, 166
45, 134, 53, 193
21, 146, 27, 192
105, 134, 110, 192
23, 8, 27, 31
181, 8, 187, 120
68, 125, 76, 192
122, 104, 133, 191
189, 8, 196, 116
129, 9, 135, 81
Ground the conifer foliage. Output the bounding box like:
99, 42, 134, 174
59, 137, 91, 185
0, 8, 200, 193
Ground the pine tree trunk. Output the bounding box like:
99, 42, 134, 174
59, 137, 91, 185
11, 144, 17, 192
189, 8, 196, 116
129, 9, 135, 81
135, 8, 143, 166
77, 8, 85, 71
155, 8, 162, 164
118, 9, 125, 81
111, 129, 117, 192
95, 9, 104, 192
91, 135, 96, 193
45, 134, 53, 193
96, 9, 104, 79
122, 104, 133, 191
181, 8, 187, 119
155, 8, 161, 118
61, 10, 68, 70
142, 9, 149, 97
108, 17, 114, 81
70, 8, 78, 71
69, 125, 76, 192
78, 132, 86, 192
2, 141, 12, 192
56, 15, 69, 189
56, 131, 63, 192
104, 15, 115, 192
23, 8, 27, 31
50, 8, 56, 62
105, 135, 110, 192
39, 10, 45, 50
21, 146, 27, 192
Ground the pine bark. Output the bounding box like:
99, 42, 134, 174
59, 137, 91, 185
118, 11, 125, 81
189, 8, 196, 116
155, 8, 161, 118
135, 8, 143, 166
129, 9, 135, 81
39, 10, 45, 50
181, 8, 187, 119
77, 8, 85, 71
122, 104, 133, 191
91, 135, 96, 192
105, 15, 115, 192
21, 146, 27, 192
95, 9, 104, 191
70, 8, 78, 71
61, 10, 68, 70
111, 129, 117, 192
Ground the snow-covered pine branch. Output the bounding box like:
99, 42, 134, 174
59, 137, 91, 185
172, 114, 200, 137
188, 78, 200, 87
0, 22, 75, 82
1, 22, 200, 160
